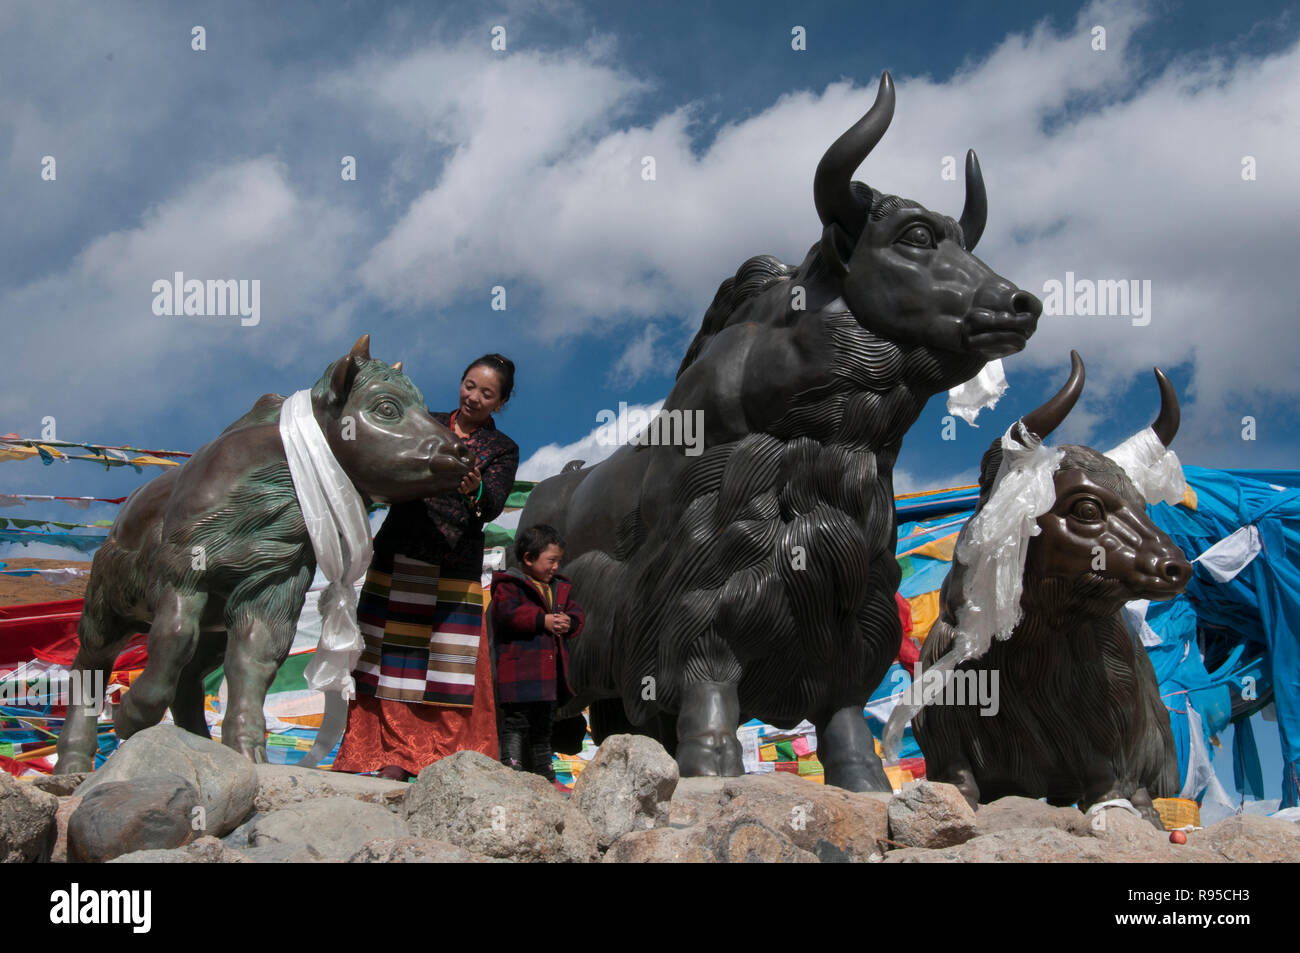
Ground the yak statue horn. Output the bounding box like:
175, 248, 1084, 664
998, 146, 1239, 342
1151, 367, 1180, 447
1020, 350, 1085, 441
813, 71, 896, 235
958, 149, 988, 252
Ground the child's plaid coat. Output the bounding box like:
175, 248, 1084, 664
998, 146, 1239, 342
490, 568, 585, 704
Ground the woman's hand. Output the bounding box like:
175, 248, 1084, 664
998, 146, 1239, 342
458, 465, 482, 496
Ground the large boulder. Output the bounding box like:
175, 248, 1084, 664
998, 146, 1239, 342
74, 725, 257, 836
974, 796, 1091, 837
669, 774, 890, 862
605, 811, 819, 863
1189, 815, 1300, 862
888, 781, 978, 849
0, 772, 58, 863
249, 796, 410, 861
110, 836, 250, 864
403, 750, 597, 863
253, 764, 409, 813
571, 734, 678, 849
67, 774, 200, 862
348, 837, 497, 863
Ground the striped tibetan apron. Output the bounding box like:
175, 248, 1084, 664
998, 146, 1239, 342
354, 552, 483, 707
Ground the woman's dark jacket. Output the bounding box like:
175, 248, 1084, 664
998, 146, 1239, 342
373, 412, 519, 577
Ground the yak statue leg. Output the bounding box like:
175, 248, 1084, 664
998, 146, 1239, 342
221, 601, 297, 763
53, 611, 133, 774
171, 632, 226, 740
115, 587, 207, 741
675, 680, 744, 777
815, 705, 891, 793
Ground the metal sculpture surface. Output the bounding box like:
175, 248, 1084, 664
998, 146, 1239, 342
54, 335, 472, 772
519, 72, 1043, 791
913, 354, 1188, 821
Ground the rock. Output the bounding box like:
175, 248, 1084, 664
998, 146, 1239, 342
74, 725, 256, 836
110, 836, 250, 863
975, 796, 1091, 837
1085, 805, 1168, 849
250, 796, 410, 861
348, 837, 498, 863
68, 774, 200, 862
403, 750, 597, 863
0, 771, 58, 862
239, 844, 338, 863
220, 812, 264, 850
886, 827, 1104, 863
669, 773, 890, 861
51, 796, 82, 863
31, 773, 89, 798
1189, 815, 1300, 862
605, 811, 819, 863
888, 781, 978, 849
571, 734, 678, 849
885, 826, 1222, 863
253, 764, 409, 813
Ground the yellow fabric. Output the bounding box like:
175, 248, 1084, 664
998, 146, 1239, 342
1180, 486, 1198, 510
908, 532, 958, 562
527, 576, 553, 611
907, 590, 941, 644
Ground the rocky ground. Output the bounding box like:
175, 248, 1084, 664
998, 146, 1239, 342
4, 724, 1298, 863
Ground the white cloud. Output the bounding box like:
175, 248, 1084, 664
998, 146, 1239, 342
516, 398, 665, 481
608, 322, 670, 386
0, 157, 359, 430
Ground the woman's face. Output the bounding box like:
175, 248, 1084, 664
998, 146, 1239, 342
458, 365, 505, 425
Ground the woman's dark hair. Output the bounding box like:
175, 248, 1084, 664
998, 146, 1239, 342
515, 524, 565, 564
462, 353, 515, 405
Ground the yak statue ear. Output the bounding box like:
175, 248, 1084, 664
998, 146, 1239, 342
328, 333, 372, 407
819, 223, 855, 277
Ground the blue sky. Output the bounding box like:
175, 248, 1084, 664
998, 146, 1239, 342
2, 0, 1297, 798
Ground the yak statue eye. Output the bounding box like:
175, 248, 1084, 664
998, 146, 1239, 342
374, 398, 401, 419
898, 224, 937, 248
1070, 498, 1103, 522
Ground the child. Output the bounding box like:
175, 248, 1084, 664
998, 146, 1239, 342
490, 524, 585, 783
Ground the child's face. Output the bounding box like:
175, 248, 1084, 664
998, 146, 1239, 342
523, 544, 564, 584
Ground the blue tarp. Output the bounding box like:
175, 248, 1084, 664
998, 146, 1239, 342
1147, 466, 1300, 807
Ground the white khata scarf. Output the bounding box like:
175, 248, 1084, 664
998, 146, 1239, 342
278, 389, 373, 701
882, 420, 1062, 760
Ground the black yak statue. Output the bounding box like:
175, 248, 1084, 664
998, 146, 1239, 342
520, 72, 1043, 791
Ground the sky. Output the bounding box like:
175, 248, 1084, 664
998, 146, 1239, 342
2, 0, 1297, 798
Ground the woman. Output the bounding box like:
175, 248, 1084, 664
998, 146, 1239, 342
333, 354, 520, 780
